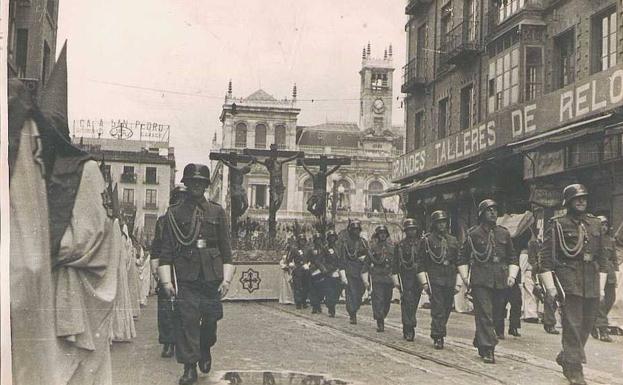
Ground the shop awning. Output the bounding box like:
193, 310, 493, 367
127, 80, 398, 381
507, 113, 613, 153
377, 161, 484, 198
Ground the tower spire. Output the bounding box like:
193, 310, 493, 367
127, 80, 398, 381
362, 46, 366, 60
227, 79, 232, 97
388, 44, 393, 58
292, 83, 297, 100
384, 48, 388, 60
367, 41, 371, 56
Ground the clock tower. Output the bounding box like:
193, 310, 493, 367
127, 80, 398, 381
359, 42, 394, 135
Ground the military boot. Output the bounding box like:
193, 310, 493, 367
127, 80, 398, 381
179, 363, 198, 385
599, 328, 613, 342
199, 349, 212, 374
565, 364, 587, 385
590, 327, 599, 339
349, 314, 357, 325
482, 349, 495, 364
328, 306, 336, 318
433, 338, 444, 350
161, 343, 175, 358
544, 325, 560, 335
376, 319, 384, 332
508, 327, 521, 337
311, 307, 319, 314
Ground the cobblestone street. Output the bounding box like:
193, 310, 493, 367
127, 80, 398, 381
111, 297, 623, 385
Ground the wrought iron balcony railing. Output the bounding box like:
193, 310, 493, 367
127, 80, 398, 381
485, 0, 545, 39
405, 0, 433, 16
440, 20, 482, 66
401, 56, 427, 93
120, 172, 137, 183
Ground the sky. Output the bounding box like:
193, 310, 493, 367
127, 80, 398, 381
56, 0, 407, 173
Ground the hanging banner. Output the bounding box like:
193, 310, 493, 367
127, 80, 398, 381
393, 63, 623, 182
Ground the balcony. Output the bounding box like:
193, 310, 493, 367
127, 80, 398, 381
401, 57, 427, 93
120, 172, 137, 183
405, 0, 433, 16
440, 20, 482, 66
485, 0, 546, 40
144, 177, 159, 185
143, 202, 158, 210
121, 201, 136, 211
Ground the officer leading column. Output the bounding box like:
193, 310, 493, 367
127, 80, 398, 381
393, 219, 422, 341
158, 164, 235, 385
338, 220, 369, 324
364, 225, 395, 332
323, 230, 341, 317
539, 184, 607, 385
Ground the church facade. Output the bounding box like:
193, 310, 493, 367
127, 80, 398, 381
210, 44, 405, 239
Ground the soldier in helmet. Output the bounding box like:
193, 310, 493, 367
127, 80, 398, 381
307, 233, 327, 314
337, 219, 370, 324
287, 233, 310, 309
539, 184, 607, 385
151, 185, 188, 358
392, 218, 422, 341
323, 230, 341, 317
457, 199, 519, 364
593, 215, 618, 343
158, 164, 234, 385
364, 225, 395, 332
417, 210, 461, 349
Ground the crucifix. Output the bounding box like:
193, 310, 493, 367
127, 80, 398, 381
298, 155, 351, 231
209, 151, 257, 238
243, 144, 303, 241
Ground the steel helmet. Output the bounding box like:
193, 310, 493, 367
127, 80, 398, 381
181, 163, 211, 184
326, 230, 338, 240
169, 184, 187, 204
562, 184, 588, 207
597, 215, 609, 225
478, 199, 498, 217
312, 232, 323, 242
296, 234, 307, 242
375, 225, 389, 236
402, 218, 418, 231
348, 219, 362, 231
430, 210, 449, 222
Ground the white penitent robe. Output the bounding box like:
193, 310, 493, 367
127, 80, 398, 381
10, 119, 64, 385
137, 247, 151, 306
519, 251, 538, 320
53, 160, 122, 385
111, 228, 136, 342
278, 254, 294, 304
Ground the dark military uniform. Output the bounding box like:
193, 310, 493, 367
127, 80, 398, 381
323, 244, 341, 315
338, 235, 369, 318
151, 215, 175, 347
418, 232, 459, 340
365, 239, 395, 321
541, 213, 607, 366
160, 196, 232, 365
459, 224, 517, 354
594, 234, 618, 332
287, 245, 310, 307
393, 237, 422, 330
307, 245, 327, 312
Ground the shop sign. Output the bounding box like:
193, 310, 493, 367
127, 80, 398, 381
72, 118, 171, 142
393, 64, 623, 182
523, 148, 565, 179
530, 185, 563, 208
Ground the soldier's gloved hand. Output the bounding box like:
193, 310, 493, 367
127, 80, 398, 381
358, 255, 366, 262
600, 290, 606, 303
454, 284, 461, 294
161, 282, 176, 298
341, 276, 348, 285
545, 287, 557, 301
506, 276, 516, 288
219, 280, 231, 299
422, 283, 431, 296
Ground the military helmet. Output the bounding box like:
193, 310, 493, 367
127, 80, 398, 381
478, 199, 498, 217
562, 184, 588, 207
312, 232, 323, 242
597, 215, 609, 225
181, 163, 210, 184
375, 225, 389, 236
402, 218, 418, 231
326, 230, 338, 240
169, 184, 187, 204
348, 219, 362, 231
430, 210, 449, 222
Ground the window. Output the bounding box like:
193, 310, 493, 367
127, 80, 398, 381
555, 29, 575, 89
460, 84, 473, 130
122, 165, 136, 183
255, 123, 267, 149
368, 181, 384, 212
101, 164, 112, 183
488, 46, 519, 112
335, 179, 351, 210
414, 111, 423, 149
416, 24, 427, 75
144, 214, 158, 244
438, 97, 449, 139
603, 135, 621, 161
16, 29, 28, 77
235, 122, 247, 148
42, 42, 51, 87
8, 2, 16, 62
371, 73, 386, 90
440, 5, 452, 52
302, 178, 314, 208
525, 47, 543, 101
122, 188, 135, 204
275, 124, 287, 149
567, 139, 600, 168
145, 189, 157, 207
592, 8, 617, 73
254, 185, 267, 208
145, 167, 157, 184
465, 0, 477, 42
123, 165, 135, 174
497, 0, 527, 24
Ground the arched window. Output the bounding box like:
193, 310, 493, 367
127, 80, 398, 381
235, 122, 247, 148
303, 177, 314, 206
334, 179, 351, 211
368, 180, 384, 212
255, 123, 267, 149
275, 124, 286, 149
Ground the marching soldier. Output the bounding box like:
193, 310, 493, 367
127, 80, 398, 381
151, 185, 188, 358
337, 220, 370, 324
593, 215, 618, 342
287, 234, 310, 309
364, 225, 395, 332
307, 233, 327, 314
393, 218, 422, 341
458, 199, 519, 364
323, 230, 341, 317
417, 211, 461, 349
539, 184, 607, 385
158, 163, 235, 385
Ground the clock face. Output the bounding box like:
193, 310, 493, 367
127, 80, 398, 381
373, 98, 385, 113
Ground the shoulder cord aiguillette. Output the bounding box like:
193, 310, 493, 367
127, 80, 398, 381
167, 206, 202, 246
425, 235, 447, 265
554, 220, 586, 258
468, 230, 494, 263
